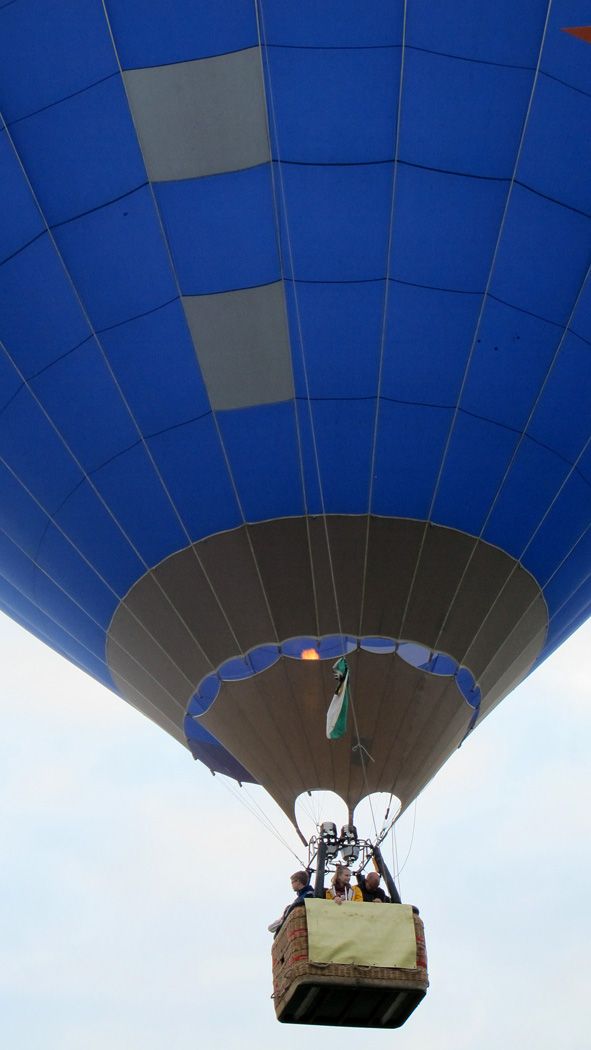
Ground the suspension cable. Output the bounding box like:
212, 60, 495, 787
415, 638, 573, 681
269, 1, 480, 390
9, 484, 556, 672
218, 777, 307, 868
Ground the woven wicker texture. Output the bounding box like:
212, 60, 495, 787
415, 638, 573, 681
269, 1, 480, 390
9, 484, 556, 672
271, 904, 428, 1017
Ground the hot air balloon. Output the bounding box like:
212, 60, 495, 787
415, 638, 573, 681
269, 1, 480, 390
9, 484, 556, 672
1, 0, 590, 1028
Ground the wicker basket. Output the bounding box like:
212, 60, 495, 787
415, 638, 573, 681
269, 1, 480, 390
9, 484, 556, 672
271, 903, 428, 1028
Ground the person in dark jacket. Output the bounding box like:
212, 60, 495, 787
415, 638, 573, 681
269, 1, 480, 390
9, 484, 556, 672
359, 870, 390, 903
268, 870, 313, 933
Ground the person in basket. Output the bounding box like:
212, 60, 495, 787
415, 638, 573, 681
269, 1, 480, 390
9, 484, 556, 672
358, 870, 390, 903
268, 870, 313, 933
325, 864, 363, 904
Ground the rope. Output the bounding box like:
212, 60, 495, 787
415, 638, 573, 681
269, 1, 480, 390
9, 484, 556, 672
394, 801, 418, 880
391, 824, 401, 899
219, 777, 308, 868
241, 783, 308, 863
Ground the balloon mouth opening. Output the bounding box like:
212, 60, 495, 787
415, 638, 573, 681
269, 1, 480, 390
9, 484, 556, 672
186, 634, 481, 719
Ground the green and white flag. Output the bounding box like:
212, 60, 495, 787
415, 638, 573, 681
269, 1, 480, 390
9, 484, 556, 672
326, 657, 350, 740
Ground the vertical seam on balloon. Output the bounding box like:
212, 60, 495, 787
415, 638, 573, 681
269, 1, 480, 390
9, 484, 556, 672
254, 0, 380, 831
357, 0, 408, 639
0, 143, 228, 682
94, 13, 322, 814
0, 336, 217, 682
196, 649, 321, 820
385, 666, 454, 807
102, 4, 318, 794
363, 652, 413, 797
461, 626, 546, 729
545, 601, 589, 653
356, 0, 420, 811
251, 14, 322, 646
394, 688, 470, 803
459, 328, 591, 698
202, 692, 305, 817
253, 0, 347, 638
99, 0, 290, 670
0, 430, 201, 697
0, 547, 192, 731
250, 0, 331, 799
254, 0, 341, 800
546, 548, 591, 629
4, 11, 283, 687
395, 0, 555, 644
435, 253, 591, 672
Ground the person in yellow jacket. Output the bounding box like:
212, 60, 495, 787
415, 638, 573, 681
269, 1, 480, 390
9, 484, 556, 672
325, 864, 363, 904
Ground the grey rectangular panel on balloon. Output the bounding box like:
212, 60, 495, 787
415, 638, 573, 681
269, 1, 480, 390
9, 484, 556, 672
183, 282, 294, 410
123, 48, 270, 181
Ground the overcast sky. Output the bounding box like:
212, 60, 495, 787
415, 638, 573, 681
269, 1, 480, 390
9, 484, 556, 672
0, 610, 588, 1050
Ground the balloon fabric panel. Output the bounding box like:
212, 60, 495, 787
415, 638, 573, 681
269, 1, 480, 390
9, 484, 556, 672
98, 300, 211, 435
0, 0, 117, 123
264, 46, 401, 164
400, 48, 534, 178
372, 402, 453, 520
154, 167, 280, 295
528, 331, 591, 460
49, 480, 145, 605
105, 0, 259, 68
381, 284, 482, 406
8, 76, 146, 227
489, 185, 591, 324
148, 417, 243, 541
285, 280, 383, 400
460, 297, 562, 432
30, 343, 139, 474
483, 439, 573, 557
518, 76, 591, 215
218, 403, 304, 521
89, 443, 188, 568
0, 132, 44, 262
391, 164, 508, 291
406, 0, 548, 66
0, 237, 91, 376
0, 389, 84, 511
278, 163, 394, 282
260, 1, 404, 48
52, 186, 178, 330
431, 413, 522, 536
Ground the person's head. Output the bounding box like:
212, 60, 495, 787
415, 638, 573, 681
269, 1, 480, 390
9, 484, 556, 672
290, 870, 308, 892
332, 865, 351, 888
365, 871, 381, 892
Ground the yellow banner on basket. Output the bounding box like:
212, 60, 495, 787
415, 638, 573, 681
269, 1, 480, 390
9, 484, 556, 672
304, 899, 417, 969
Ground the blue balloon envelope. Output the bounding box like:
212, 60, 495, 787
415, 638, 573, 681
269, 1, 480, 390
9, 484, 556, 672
0, 1, 589, 825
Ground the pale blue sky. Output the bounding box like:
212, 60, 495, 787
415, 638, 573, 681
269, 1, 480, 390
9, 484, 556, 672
0, 612, 589, 1050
